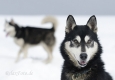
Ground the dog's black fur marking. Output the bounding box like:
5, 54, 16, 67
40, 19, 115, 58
60, 15, 112, 80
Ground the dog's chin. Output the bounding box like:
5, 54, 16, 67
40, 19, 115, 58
77, 60, 87, 67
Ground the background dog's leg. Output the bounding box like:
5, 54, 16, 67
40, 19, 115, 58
23, 45, 29, 59
45, 48, 53, 64
41, 43, 53, 63
15, 47, 23, 63
47, 47, 53, 63
46, 47, 53, 63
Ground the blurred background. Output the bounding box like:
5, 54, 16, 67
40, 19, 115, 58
0, 0, 115, 80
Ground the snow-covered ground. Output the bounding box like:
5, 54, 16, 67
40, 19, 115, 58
0, 15, 115, 80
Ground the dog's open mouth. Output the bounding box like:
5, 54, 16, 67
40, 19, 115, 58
78, 60, 87, 67
6, 32, 10, 37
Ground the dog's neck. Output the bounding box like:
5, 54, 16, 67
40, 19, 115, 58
14, 25, 23, 38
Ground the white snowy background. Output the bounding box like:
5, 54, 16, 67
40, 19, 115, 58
0, 15, 115, 80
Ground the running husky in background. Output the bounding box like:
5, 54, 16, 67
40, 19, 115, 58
60, 15, 112, 80
4, 16, 58, 63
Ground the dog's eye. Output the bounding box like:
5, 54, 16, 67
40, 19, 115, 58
87, 40, 92, 44
73, 39, 79, 44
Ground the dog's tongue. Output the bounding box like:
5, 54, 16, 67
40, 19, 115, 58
6, 33, 8, 37
80, 61, 86, 64
78, 60, 87, 67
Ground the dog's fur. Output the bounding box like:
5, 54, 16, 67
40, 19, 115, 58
4, 16, 58, 63
60, 15, 112, 80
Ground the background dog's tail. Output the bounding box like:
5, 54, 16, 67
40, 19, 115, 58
41, 16, 58, 31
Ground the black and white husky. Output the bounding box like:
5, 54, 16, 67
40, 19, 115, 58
60, 15, 112, 80
4, 16, 58, 63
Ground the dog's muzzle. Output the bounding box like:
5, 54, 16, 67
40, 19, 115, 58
78, 53, 87, 67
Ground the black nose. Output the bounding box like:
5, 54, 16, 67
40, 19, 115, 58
80, 53, 87, 60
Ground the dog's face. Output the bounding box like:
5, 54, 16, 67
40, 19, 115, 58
64, 15, 99, 68
4, 19, 16, 37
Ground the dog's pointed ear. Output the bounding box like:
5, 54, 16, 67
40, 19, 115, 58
5, 19, 8, 23
87, 15, 97, 33
10, 19, 15, 25
65, 15, 76, 33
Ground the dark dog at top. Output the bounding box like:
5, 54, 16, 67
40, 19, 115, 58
60, 15, 112, 80
4, 16, 58, 63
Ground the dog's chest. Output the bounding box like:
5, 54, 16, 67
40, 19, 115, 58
14, 38, 24, 47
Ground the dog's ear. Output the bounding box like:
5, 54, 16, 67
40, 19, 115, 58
10, 19, 15, 25
65, 15, 76, 33
86, 15, 97, 33
5, 19, 8, 23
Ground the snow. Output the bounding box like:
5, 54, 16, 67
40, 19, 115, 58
0, 15, 115, 80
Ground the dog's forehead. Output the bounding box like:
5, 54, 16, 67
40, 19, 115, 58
5, 21, 10, 25
5, 22, 9, 26
5, 22, 15, 29
73, 25, 90, 37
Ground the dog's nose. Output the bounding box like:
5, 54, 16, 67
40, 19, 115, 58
4, 30, 6, 32
80, 53, 87, 60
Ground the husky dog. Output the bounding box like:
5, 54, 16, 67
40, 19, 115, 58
4, 16, 58, 63
60, 15, 112, 80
